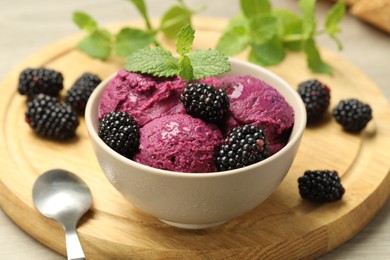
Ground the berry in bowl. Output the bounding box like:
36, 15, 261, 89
85, 54, 306, 229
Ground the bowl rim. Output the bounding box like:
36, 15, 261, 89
85, 58, 306, 179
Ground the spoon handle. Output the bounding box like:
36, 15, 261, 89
64, 224, 86, 260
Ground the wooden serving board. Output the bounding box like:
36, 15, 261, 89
1, 18, 390, 259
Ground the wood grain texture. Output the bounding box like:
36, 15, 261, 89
1, 18, 390, 259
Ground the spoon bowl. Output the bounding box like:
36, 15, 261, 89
32, 169, 92, 260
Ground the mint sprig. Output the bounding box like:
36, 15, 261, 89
160, 0, 205, 39
325, 0, 346, 50
176, 22, 195, 55
123, 47, 178, 77
188, 49, 231, 80
124, 24, 230, 82
73, 0, 345, 75
73, 0, 202, 60
176, 24, 195, 81
216, 0, 346, 74
73, 12, 113, 59
114, 28, 155, 57
128, 0, 153, 31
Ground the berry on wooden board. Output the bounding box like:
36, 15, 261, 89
25, 94, 79, 140
332, 98, 372, 132
65, 72, 102, 114
18, 67, 63, 98
298, 170, 345, 202
297, 79, 330, 123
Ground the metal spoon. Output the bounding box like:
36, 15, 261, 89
32, 169, 92, 260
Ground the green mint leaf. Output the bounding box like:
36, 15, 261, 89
128, 0, 147, 15
178, 55, 194, 82
114, 27, 155, 57
303, 38, 332, 74
216, 26, 250, 56
188, 49, 230, 80
249, 14, 279, 45
272, 9, 304, 51
299, 0, 316, 38
121, 23, 231, 81
124, 47, 178, 77
284, 40, 303, 52
77, 30, 112, 59
160, 5, 193, 39
176, 24, 195, 55
248, 36, 285, 66
325, 1, 346, 50
225, 13, 248, 31
216, 14, 250, 56
127, 0, 152, 30
272, 9, 302, 37
72, 11, 98, 33
299, 0, 316, 21
240, 0, 271, 18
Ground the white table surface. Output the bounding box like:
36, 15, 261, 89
1, 0, 389, 259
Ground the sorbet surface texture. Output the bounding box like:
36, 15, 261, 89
201, 76, 295, 154
99, 69, 186, 126
133, 114, 222, 173
98, 70, 294, 172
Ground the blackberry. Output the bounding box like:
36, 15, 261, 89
25, 94, 79, 140
180, 82, 229, 123
98, 111, 140, 159
332, 98, 372, 132
298, 170, 345, 202
216, 125, 270, 171
65, 72, 102, 114
18, 67, 63, 98
297, 79, 330, 123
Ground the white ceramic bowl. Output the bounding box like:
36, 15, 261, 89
85, 58, 306, 229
